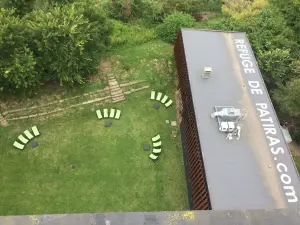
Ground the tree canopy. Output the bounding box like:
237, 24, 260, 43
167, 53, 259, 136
0, 0, 112, 95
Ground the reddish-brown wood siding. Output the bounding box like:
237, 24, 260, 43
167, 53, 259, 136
174, 31, 211, 210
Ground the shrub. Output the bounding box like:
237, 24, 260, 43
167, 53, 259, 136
207, 16, 243, 31
222, 0, 268, 20
0, 1, 112, 96
110, 20, 156, 47
156, 12, 196, 44
0, 8, 39, 95
24, 2, 112, 86
291, 127, 300, 145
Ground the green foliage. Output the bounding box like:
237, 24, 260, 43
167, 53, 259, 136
222, 0, 268, 19
0, 8, 39, 95
291, 127, 300, 145
103, 0, 147, 22
0, 0, 36, 16
207, 16, 243, 31
273, 78, 300, 117
102, 0, 221, 25
110, 20, 156, 47
257, 49, 293, 86
270, 0, 300, 42
156, 12, 196, 43
243, 8, 297, 53
243, 8, 299, 87
0, 1, 112, 95
24, 2, 112, 86
163, 0, 221, 13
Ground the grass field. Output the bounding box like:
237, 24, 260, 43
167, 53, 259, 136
0, 91, 188, 215
0, 40, 188, 216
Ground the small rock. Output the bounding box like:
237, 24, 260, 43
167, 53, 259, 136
171, 121, 177, 126
1, 120, 8, 127
143, 144, 150, 150
165, 120, 169, 124
153, 103, 160, 109
105, 121, 112, 127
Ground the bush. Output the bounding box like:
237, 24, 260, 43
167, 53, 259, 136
291, 127, 300, 145
0, 8, 40, 95
102, 0, 220, 26
222, 0, 268, 20
110, 20, 156, 47
207, 16, 243, 31
0, 1, 112, 96
24, 2, 112, 86
156, 12, 196, 43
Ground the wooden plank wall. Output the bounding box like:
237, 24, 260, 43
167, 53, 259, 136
174, 32, 211, 210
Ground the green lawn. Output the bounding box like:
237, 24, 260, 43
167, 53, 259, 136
0, 40, 188, 215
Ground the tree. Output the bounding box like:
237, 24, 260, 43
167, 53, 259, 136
0, 1, 112, 95
156, 12, 196, 43
24, 1, 112, 86
222, 0, 268, 19
269, 0, 300, 42
0, 8, 39, 95
257, 49, 293, 86
240, 8, 299, 87
273, 78, 300, 117
0, 0, 36, 16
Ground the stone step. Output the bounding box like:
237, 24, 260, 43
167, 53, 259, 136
111, 89, 123, 96
109, 84, 120, 90
108, 80, 118, 86
112, 92, 125, 99
112, 97, 125, 103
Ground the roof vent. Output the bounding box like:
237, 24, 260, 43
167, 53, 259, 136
202, 67, 212, 79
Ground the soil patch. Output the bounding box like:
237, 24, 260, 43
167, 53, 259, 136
289, 141, 300, 157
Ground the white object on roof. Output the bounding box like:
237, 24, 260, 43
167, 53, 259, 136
228, 122, 235, 132
220, 122, 228, 132
236, 125, 241, 140
211, 108, 242, 121
280, 126, 292, 143
202, 67, 212, 79
226, 133, 233, 140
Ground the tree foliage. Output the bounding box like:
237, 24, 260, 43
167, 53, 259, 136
103, 0, 221, 25
0, 1, 112, 95
243, 8, 299, 88
269, 0, 300, 42
222, 0, 268, 19
0, 8, 39, 94
0, 0, 36, 16
257, 49, 293, 86
273, 78, 300, 117
156, 12, 196, 43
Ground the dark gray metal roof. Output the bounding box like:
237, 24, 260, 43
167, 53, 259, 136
180, 29, 300, 210
1, 210, 300, 225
